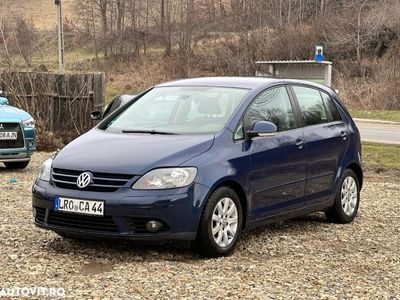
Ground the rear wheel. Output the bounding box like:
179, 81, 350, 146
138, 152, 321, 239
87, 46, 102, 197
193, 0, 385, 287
4, 161, 30, 169
325, 169, 360, 224
196, 187, 243, 257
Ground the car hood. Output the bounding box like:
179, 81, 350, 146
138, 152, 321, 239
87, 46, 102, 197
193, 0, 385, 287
53, 129, 215, 175
0, 105, 31, 122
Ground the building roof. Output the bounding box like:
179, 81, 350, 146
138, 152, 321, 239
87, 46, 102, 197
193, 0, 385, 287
255, 60, 332, 65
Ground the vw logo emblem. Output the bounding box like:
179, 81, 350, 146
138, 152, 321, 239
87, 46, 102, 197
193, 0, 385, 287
77, 172, 92, 189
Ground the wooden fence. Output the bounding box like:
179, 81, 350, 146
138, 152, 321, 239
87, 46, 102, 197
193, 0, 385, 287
0, 72, 105, 136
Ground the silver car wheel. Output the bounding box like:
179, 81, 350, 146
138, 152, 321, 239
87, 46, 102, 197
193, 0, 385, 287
341, 176, 358, 216
211, 197, 238, 248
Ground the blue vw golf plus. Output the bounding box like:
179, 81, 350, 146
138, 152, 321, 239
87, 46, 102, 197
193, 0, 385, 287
33, 78, 362, 257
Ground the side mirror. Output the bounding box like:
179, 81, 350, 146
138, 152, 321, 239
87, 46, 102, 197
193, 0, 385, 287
90, 111, 103, 120
247, 121, 278, 139
0, 97, 10, 105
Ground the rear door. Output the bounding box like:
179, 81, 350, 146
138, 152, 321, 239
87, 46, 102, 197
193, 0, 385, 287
290, 85, 350, 205
245, 86, 307, 218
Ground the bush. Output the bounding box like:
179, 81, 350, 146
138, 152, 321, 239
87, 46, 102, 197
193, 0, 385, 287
334, 44, 400, 110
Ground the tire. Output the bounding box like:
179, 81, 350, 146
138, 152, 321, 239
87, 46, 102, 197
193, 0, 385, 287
4, 161, 30, 169
325, 169, 360, 224
196, 186, 243, 257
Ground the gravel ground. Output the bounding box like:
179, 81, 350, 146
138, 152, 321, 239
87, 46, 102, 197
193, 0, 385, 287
0, 152, 399, 299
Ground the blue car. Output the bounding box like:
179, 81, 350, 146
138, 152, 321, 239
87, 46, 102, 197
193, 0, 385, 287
32, 77, 363, 257
0, 97, 36, 169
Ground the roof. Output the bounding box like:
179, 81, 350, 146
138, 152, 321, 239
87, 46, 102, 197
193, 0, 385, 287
156, 77, 333, 93
156, 77, 280, 90
255, 60, 332, 65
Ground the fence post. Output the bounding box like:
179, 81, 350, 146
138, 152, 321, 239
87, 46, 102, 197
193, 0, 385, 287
93, 73, 105, 111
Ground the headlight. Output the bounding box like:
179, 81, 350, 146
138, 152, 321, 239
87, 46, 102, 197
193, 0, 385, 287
133, 167, 197, 190
23, 118, 36, 128
37, 158, 53, 181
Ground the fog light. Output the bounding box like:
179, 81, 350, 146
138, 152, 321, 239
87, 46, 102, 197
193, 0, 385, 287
32, 207, 37, 218
146, 220, 163, 233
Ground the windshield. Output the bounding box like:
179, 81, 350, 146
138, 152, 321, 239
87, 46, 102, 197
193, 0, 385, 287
104, 86, 249, 134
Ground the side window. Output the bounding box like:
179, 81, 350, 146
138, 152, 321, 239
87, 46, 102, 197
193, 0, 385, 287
293, 86, 329, 126
234, 121, 245, 140
321, 92, 342, 122
245, 87, 295, 132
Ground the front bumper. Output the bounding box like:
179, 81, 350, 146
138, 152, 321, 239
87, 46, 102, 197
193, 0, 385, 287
0, 152, 30, 163
32, 179, 210, 242
0, 125, 35, 162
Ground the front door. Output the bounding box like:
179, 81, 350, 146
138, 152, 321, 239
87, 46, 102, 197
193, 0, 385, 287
246, 86, 307, 219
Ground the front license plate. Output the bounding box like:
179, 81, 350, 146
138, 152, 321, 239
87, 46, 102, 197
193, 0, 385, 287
55, 196, 104, 216
0, 131, 17, 140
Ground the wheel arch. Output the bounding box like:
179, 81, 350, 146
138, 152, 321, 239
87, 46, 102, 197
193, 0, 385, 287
346, 162, 363, 189
205, 179, 249, 229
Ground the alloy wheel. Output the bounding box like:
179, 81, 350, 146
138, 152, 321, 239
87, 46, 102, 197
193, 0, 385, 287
211, 197, 239, 248
341, 176, 358, 216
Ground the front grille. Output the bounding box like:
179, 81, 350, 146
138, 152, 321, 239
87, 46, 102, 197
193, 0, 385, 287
52, 168, 134, 192
47, 209, 118, 233
34, 207, 170, 235
0, 123, 24, 149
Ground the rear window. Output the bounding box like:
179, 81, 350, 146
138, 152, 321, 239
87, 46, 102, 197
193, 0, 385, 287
321, 92, 342, 122
293, 86, 341, 126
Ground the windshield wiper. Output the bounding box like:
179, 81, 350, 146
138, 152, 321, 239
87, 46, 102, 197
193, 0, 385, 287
121, 129, 178, 135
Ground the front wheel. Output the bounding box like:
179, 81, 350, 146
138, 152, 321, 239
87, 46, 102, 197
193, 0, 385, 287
325, 169, 360, 224
196, 187, 243, 257
4, 161, 30, 169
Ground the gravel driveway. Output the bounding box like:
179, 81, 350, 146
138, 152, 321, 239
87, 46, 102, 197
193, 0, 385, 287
0, 152, 399, 299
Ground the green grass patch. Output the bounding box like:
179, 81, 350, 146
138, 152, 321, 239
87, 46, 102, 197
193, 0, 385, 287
105, 85, 122, 103
362, 143, 400, 170
350, 110, 400, 122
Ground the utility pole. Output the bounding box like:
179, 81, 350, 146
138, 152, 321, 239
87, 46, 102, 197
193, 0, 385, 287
55, 0, 65, 73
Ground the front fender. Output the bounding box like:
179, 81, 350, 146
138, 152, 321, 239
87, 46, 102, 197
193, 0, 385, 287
183, 131, 252, 221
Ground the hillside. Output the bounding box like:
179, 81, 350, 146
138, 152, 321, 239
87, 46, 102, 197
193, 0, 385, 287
4, 0, 74, 30
1, 0, 399, 110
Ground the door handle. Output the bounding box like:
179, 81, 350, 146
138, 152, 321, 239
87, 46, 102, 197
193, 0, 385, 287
295, 139, 305, 149
340, 131, 349, 140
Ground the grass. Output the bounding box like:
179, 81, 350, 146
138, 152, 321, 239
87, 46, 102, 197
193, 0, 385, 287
362, 143, 400, 171
5, 0, 74, 30
349, 110, 400, 122
105, 85, 127, 103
